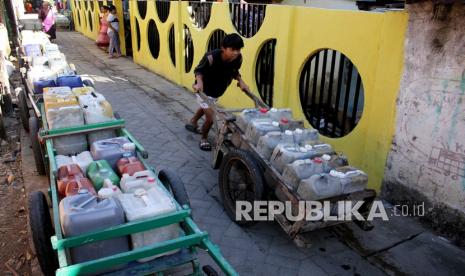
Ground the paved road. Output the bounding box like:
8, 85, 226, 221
49, 31, 465, 276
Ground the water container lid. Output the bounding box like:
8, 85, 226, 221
272, 121, 279, 127
269, 108, 278, 112
304, 144, 313, 150
147, 177, 155, 183
280, 118, 289, 124
98, 188, 113, 198
259, 108, 268, 113
313, 157, 323, 164
321, 154, 331, 161
294, 128, 303, 134
104, 178, 113, 186
299, 147, 308, 152
123, 143, 136, 151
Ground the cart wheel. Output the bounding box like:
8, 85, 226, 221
158, 169, 190, 208
219, 149, 264, 226
18, 88, 30, 131
29, 191, 58, 276
29, 116, 46, 175
202, 265, 219, 276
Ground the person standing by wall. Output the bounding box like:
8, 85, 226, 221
96, 5, 110, 49
38, 1, 56, 40
106, 5, 121, 58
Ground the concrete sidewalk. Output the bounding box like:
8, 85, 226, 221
22, 31, 465, 276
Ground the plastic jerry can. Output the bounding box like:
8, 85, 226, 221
256, 130, 294, 160
33, 79, 56, 94
64, 177, 97, 198
87, 160, 120, 191
27, 67, 57, 88
270, 143, 335, 174
120, 170, 157, 193
98, 179, 123, 198
245, 119, 281, 146
32, 55, 49, 67
55, 151, 94, 174
282, 154, 348, 190
49, 59, 74, 77
78, 92, 115, 145
43, 86, 72, 96
59, 191, 129, 273
236, 108, 268, 131
91, 137, 136, 169
117, 188, 181, 262
297, 167, 368, 200
42, 43, 59, 53
116, 155, 145, 177
23, 44, 42, 57
293, 128, 320, 145
46, 105, 87, 155
72, 86, 95, 96
44, 94, 78, 112
267, 108, 293, 122
56, 75, 83, 88
57, 164, 85, 197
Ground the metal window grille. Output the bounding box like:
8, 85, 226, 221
188, 1, 213, 29
88, 11, 93, 31
137, 0, 147, 19
135, 18, 141, 51
229, 2, 266, 38
169, 25, 176, 66
207, 29, 226, 52
184, 25, 194, 73
255, 39, 276, 107
299, 49, 365, 138
148, 20, 160, 59
156, 0, 171, 23
89, 0, 94, 11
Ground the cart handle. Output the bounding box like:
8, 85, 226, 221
237, 84, 269, 109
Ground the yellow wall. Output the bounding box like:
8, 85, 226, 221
73, 2, 408, 191
72, 0, 126, 55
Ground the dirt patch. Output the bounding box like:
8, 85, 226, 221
0, 113, 32, 275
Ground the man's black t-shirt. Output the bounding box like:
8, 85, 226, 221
194, 49, 242, 98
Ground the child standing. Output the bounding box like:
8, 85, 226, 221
107, 5, 121, 58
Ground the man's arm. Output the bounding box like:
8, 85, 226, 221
193, 74, 204, 92
235, 74, 250, 93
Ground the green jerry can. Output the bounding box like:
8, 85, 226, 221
87, 160, 120, 191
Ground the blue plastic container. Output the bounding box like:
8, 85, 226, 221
56, 75, 83, 89
33, 79, 56, 94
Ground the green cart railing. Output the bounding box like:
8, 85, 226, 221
28, 103, 238, 276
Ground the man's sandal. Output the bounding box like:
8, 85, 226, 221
185, 123, 202, 134
199, 140, 212, 151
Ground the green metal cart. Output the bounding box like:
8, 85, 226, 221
28, 103, 238, 276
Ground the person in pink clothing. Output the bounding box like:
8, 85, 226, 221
38, 2, 56, 40
96, 5, 110, 48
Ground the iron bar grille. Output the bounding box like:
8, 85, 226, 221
137, 0, 147, 19
299, 49, 365, 138
255, 39, 276, 107
89, 0, 94, 10
169, 25, 176, 66
188, 1, 213, 29
229, 2, 266, 38
88, 11, 93, 31
156, 0, 171, 23
148, 19, 160, 59
184, 25, 194, 73
135, 18, 141, 51
207, 29, 226, 52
